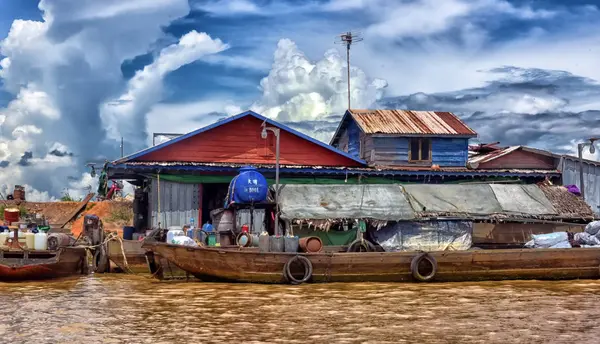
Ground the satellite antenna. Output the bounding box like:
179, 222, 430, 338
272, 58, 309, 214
335, 30, 364, 110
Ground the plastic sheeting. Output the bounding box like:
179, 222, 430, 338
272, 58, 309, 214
403, 184, 556, 216
371, 221, 473, 252
278, 184, 415, 221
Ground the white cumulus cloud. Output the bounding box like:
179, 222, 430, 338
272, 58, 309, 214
251, 39, 387, 141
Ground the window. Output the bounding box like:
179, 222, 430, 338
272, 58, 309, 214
409, 138, 431, 162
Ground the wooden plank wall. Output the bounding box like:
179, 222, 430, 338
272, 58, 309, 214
136, 115, 362, 167
367, 137, 468, 167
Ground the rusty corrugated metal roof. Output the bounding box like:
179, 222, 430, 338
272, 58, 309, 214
349, 109, 477, 136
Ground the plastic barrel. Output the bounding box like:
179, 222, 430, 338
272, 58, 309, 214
237, 232, 260, 247
47, 233, 73, 251
299, 236, 323, 253
123, 226, 135, 241
284, 236, 299, 253
3, 208, 19, 223
269, 236, 284, 253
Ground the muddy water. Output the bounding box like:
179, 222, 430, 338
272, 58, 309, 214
1, 275, 600, 344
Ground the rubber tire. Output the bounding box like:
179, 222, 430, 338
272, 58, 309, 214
346, 240, 376, 252
410, 253, 437, 282
283, 256, 313, 285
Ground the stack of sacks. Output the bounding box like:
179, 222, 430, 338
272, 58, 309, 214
524, 232, 571, 248
575, 221, 600, 247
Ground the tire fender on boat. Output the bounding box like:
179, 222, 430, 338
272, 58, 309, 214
283, 256, 313, 285
410, 253, 437, 282
346, 239, 376, 252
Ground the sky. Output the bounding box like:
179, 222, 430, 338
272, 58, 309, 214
0, 0, 599, 201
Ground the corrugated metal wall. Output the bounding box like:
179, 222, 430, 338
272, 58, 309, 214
562, 158, 600, 215
148, 178, 200, 228
235, 209, 266, 234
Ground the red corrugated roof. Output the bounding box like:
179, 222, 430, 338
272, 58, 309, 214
349, 109, 477, 136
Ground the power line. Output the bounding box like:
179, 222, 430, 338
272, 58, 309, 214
335, 30, 364, 110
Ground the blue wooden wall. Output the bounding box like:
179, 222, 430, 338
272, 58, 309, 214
431, 138, 469, 167
347, 120, 361, 159
370, 137, 468, 167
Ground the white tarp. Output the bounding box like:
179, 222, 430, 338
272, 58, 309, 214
371, 221, 473, 252
404, 184, 557, 216
404, 184, 501, 215
277, 184, 415, 221
490, 184, 556, 215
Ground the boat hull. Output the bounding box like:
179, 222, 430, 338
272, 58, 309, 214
144, 241, 600, 283
108, 239, 194, 280
0, 247, 87, 282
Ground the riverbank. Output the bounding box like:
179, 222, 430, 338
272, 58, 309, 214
0, 200, 133, 236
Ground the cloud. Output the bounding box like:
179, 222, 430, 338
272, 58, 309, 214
0, 0, 214, 200
379, 66, 600, 160
250, 38, 387, 143
100, 30, 228, 147
145, 98, 242, 145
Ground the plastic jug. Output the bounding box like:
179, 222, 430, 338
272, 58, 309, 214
0, 231, 8, 247
166, 228, 184, 244
25, 232, 35, 249
34, 231, 48, 250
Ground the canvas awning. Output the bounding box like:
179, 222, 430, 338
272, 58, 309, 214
277, 184, 415, 221
277, 184, 589, 221
403, 184, 557, 217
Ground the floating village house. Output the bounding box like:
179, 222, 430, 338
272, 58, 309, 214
330, 109, 477, 168
107, 110, 593, 248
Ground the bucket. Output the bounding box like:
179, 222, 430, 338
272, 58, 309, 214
299, 236, 323, 253
207, 233, 217, 246
259, 234, 270, 252
123, 226, 135, 240
284, 236, 299, 253
269, 236, 284, 253
4, 208, 19, 223
237, 232, 259, 247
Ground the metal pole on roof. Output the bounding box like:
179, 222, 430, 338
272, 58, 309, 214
261, 124, 281, 236
335, 31, 363, 110
120, 137, 124, 158
577, 137, 598, 200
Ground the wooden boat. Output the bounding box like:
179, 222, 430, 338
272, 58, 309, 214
0, 247, 88, 282
107, 239, 194, 280
143, 240, 600, 284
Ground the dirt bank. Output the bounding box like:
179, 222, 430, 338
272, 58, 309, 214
0, 200, 133, 236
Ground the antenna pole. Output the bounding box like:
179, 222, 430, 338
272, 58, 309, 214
335, 31, 363, 110
346, 37, 351, 110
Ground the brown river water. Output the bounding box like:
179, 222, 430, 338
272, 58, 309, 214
1, 275, 600, 344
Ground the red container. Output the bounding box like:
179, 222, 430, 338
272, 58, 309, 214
241, 224, 249, 233
4, 208, 19, 223
299, 236, 323, 253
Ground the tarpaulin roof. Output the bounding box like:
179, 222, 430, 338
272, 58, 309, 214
277, 184, 592, 221
278, 184, 415, 221
403, 184, 556, 217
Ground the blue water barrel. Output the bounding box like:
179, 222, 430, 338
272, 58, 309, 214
123, 226, 135, 240
227, 166, 268, 204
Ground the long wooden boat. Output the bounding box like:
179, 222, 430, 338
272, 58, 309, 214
107, 239, 194, 280
0, 247, 87, 282
143, 240, 600, 284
